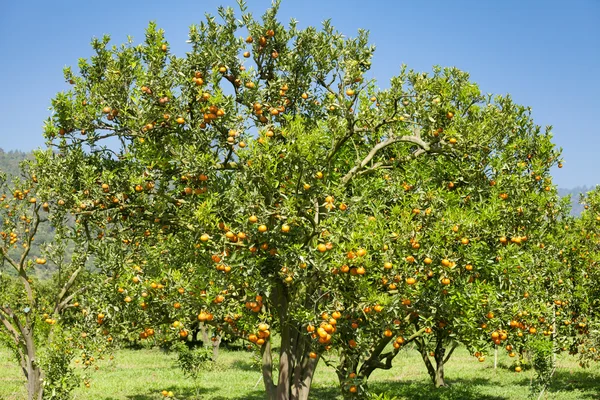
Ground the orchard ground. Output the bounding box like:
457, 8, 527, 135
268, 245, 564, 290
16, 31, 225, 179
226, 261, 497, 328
1, 345, 599, 399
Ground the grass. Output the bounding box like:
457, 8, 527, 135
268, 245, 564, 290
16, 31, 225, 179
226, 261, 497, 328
1, 345, 599, 399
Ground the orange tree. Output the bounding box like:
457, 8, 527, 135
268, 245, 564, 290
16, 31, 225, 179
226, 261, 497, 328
36, 2, 566, 398
565, 188, 600, 366
0, 164, 103, 400
321, 96, 567, 390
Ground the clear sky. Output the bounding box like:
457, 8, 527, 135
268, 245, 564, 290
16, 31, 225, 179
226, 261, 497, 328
0, 0, 598, 188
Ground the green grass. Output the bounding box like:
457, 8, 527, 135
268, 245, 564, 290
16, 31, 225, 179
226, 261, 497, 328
1, 345, 599, 399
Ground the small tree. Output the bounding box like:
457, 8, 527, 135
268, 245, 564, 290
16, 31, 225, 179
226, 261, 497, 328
0, 163, 99, 399
568, 188, 600, 366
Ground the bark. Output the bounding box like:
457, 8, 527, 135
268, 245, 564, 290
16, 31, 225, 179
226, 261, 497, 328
416, 338, 437, 385
261, 285, 317, 400
261, 340, 276, 400
290, 335, 317, 400
212, 335, 221, 361
433, 339, 446, 388
23, 328, 43, 400
200, 322, 209, 345
416, 334, 455, 388
275, 288, 291, 400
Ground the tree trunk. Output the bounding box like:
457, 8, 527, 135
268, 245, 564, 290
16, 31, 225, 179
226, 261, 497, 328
434, 347, 446, 388
261, 340, 277, 400
200, 322, 209, 346
432, 334, 449, 387
289, 334, 317, 400
416, 338, 437, 384
23, 329, 43, 400
262, 285, 318, 400
416, 335, 449, 387
26, 361, 44, 400
261, 336, 317, 400
212, 335, 221, 361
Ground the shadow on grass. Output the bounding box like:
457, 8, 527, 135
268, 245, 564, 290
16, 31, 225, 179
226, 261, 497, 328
547, 369, 600, 399
210, 391, 265, 400
101, 369, 600, 400
231, 359, 256, 371
371, 379, 507, 400
100, 384, 217, 400
216, 386, 339, 400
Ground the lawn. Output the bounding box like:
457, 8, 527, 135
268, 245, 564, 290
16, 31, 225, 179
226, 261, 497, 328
1, 345, 599, 399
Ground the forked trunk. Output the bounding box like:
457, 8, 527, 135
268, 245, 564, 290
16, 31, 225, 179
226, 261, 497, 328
262, 286, 318, 400
416, 334, 455, 388
261, 336, 318, 400
23, 329, 44, 400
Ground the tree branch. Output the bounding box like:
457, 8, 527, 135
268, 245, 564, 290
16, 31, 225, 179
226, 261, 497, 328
53, 265, 84, 314
341, 131, 430, 185
443, 342, 457, 364
0, 306, 22, 346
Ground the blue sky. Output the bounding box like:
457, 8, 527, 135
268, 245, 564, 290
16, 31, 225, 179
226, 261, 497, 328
0, 0, 598, 188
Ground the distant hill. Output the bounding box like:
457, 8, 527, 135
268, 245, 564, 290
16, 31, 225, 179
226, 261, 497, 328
558, 186, 595, 216
0, 149, 32, 179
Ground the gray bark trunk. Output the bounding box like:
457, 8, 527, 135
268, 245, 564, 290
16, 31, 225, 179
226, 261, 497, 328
24, 329, 43, 400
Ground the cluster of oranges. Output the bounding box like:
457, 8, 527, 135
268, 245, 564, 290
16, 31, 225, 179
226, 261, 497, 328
139, 327, 155, 339
248, 323, 271, 346
244, 295, 264, 313
307, 311, 343, 348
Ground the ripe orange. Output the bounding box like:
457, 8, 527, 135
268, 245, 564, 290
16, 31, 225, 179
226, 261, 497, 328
258, 323, 269, 331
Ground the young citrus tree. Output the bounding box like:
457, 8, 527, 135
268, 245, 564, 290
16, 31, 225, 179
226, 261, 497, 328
37, 1, 564, 398
566, 188, 600, 366
0, 163, 102, 400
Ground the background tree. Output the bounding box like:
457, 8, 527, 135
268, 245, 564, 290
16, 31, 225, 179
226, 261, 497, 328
0, 161, 102, 400
567, 188, 600, 365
